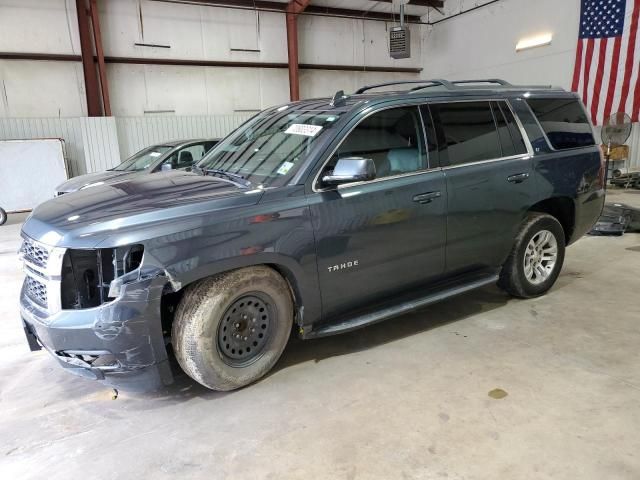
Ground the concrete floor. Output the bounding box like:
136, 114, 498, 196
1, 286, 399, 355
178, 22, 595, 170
1, 189, 640, 480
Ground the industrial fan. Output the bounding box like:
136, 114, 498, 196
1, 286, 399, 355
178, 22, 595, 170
601, 112, 633, 188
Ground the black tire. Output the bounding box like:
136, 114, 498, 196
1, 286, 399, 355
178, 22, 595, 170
172, 266, 293, 391
0, 208, 7, 226
498, 213, 566, 299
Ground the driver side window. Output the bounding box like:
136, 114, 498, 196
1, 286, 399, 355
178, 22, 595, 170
326, 106, 427, 180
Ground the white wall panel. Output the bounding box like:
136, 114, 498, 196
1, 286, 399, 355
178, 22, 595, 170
80, 117, 121, 172
422, 0, 581, 89
0, 0, 80, 54
0, 61, 86, 117
0, 117, 84, 176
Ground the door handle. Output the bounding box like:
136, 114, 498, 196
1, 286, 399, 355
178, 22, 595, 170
507, 173, 530, 184
413, 191, 441, 204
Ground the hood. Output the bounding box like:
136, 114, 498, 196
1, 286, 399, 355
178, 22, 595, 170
24, 171, 263, 248
56, 170, 139, 193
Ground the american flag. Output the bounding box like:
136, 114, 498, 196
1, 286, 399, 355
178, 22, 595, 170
572, 0, 640, 125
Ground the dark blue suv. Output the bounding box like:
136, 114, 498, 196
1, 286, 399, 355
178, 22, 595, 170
19, 79, 605, 391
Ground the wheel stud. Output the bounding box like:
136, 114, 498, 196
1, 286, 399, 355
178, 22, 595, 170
235, 323, 240, 328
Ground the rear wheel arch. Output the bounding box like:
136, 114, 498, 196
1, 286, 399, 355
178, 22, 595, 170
529, 197, 575, 243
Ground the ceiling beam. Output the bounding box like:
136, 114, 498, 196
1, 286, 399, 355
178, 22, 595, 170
150, 0, 425, 23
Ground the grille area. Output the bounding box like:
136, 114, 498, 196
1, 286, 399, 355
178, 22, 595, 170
25, 276, 48, 307
21, 237, 50, 268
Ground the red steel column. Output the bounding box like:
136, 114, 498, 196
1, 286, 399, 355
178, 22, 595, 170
286, 0, 310, 101
76, 0, 101, 116
89, 0, 111, 116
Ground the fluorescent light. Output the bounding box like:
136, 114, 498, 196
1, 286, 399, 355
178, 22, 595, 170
516, 33, 553, 51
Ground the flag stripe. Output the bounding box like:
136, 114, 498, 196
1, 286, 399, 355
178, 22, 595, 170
582, 38, 595, 108
572, 39, 584, 92
591, 38, 608, 121
616, 0, 640, 116
603, 35, 622, 121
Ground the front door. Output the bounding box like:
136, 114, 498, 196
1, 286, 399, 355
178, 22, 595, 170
308, 105, 447, 321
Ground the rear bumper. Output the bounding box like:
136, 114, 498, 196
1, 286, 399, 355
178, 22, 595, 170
20, 275, 173, 392
570, 188, 606, 244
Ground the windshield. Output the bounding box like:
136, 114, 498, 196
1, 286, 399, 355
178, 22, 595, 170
197, 108, 342, 187
112, 145, 173, 171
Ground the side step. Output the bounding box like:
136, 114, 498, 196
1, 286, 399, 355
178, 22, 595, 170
307, 274, 499, 338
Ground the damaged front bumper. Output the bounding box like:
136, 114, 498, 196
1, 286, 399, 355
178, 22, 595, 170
20, 275, 174, 392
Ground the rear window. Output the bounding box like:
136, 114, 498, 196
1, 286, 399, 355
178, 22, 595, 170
526, 98, 595, 150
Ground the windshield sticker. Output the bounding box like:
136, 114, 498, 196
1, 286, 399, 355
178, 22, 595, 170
277, 161, 295, 175
285, 124, 323, 137
149, 152, 162, 157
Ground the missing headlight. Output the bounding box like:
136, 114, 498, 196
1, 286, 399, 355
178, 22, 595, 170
61, 245, 144, 309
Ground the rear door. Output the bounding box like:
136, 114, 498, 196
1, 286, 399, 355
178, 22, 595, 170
427, 100, 536, 273
308, 105, 447, 320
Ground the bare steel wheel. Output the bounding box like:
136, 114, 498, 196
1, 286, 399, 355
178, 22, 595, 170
217, 294, 273, 366
499, 213, 566, 298
172, 266, 293, 391
523, 230, 558, 285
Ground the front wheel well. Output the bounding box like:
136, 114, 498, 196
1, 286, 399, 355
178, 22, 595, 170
161, 264, 302, 341
529, 197, 575, 244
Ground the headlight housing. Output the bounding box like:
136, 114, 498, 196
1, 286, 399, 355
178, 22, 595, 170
61, 245, 144, 309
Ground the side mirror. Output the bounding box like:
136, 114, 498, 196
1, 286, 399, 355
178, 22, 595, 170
321, 157, 376, 186
161, 163, 173, 172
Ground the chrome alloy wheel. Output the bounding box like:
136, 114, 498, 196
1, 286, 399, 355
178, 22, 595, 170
523, 229, 558, 285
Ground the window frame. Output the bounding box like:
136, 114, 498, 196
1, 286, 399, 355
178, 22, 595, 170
426, 98, 534, 170
524, 96, 596, 152
312, 103, 435, 192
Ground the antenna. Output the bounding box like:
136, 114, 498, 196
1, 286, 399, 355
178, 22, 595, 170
330, 90, 347, 107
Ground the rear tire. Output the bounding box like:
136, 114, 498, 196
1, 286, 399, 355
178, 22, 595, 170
172, 266, 293, 391
498, 213, 566, 298
0, 208, 7, 226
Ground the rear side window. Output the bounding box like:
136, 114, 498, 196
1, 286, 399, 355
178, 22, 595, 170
431, 101, 502, 166
526, 98, 595, 150
493, 102, 528, 156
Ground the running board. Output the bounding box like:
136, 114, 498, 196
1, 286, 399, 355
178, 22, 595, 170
306, 274, 499, 339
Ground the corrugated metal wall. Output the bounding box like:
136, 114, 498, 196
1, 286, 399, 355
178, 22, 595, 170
0, 115, 250, 178
80, 117, 121, 172
115, 115, 252, 158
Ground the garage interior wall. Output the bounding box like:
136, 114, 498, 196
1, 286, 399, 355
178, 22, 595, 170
422, 0, 640, 168
0, 0, 423, 176
0, 0, 423, 118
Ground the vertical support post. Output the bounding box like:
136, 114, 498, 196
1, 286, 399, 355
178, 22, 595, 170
76, 0, 101, 116
286, 0, 310, 102
89, 0, 111, 116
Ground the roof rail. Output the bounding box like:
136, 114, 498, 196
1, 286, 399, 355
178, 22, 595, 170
355, 78, 531, 95
355, 79, 454, 94
450, 79, 513, 86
